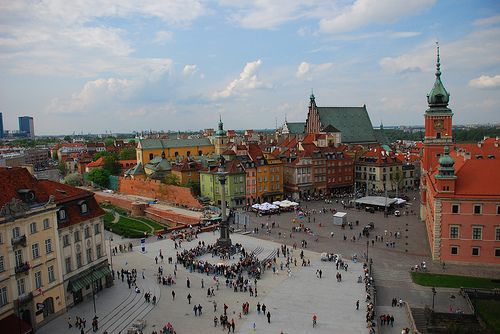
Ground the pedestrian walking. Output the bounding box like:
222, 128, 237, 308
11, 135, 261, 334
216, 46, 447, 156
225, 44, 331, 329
356, 300, 359, 310
266, 311, 271, 323
187, 293, 192, 304
187, 277, 191, 288
68, 316, 72, 328
172, 290, 176, 300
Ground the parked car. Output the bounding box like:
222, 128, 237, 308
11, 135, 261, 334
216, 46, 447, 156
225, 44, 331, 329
365, 206, 375, 213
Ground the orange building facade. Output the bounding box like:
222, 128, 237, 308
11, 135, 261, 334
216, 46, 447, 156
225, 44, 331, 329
420, 47, 500, 265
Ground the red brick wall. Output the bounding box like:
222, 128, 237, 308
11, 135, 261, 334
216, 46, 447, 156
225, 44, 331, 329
118, 177, 203, 209
94, 194, 134, 211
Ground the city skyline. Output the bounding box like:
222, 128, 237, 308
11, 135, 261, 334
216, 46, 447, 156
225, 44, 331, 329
1, 0, 500, 135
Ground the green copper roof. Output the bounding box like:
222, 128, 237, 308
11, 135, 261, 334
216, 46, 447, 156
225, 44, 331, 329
317, 106, 376, 143
427, 44, 451, 110
437, 146, 456, 178
285, 122, 305, 134
139, 138, 212, 149
126, 162, 144, 175
145, 156, 172, 171
216, 115, 227, 136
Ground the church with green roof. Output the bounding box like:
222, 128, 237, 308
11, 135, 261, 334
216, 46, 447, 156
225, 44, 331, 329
304, 93, 377, 144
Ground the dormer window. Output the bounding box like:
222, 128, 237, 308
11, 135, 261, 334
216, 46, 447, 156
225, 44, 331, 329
81, 203, 88, 214
58, 209, 67, 221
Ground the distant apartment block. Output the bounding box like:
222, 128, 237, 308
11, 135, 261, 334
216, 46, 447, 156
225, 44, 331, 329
18, 116, 34, 138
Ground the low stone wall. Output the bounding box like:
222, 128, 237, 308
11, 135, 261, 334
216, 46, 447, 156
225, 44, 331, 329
118, 177, 203, 209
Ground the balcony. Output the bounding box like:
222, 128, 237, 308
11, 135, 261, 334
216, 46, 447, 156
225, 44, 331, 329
15, 262, 30, 274
16, 292, 33, 306
11, 235, 27, 247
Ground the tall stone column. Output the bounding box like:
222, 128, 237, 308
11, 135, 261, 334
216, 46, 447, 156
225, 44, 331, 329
217, 157, 231, 249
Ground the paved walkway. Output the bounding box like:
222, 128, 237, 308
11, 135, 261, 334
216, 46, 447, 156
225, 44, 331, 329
38, 232, 370, 334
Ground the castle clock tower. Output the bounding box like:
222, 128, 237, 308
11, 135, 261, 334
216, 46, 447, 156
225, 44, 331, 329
422, 44, 453, 173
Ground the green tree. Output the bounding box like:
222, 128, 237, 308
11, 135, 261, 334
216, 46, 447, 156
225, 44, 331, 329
57, 162, 67, 176
104, 137, 116, 146
52, 151, 59, 160
185, 180, 200, 196
93, 151, 117, 161
103, 156, 121, 175
164, 173, 180, 185
64, 173, 83, 186
63, 135, 72, 142
88, 168, 110, 188
119, 147, 136, 160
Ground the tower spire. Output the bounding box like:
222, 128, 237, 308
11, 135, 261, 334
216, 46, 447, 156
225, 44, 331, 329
435, 41, 441, 78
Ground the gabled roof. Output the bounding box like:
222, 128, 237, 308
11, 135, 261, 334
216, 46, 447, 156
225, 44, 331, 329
139, 138, 213, 149
317, 106, 376, 143
86, 156, 105, 168
125, 162, 144, 175
285, 122, 305, 134
145, 156, 171, 171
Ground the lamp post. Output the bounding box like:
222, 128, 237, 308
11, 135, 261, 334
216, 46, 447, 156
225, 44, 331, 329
109, 235, 113, 272
431, 287, 437, 312
366, 240, 369, 262
92, 267, 97, 315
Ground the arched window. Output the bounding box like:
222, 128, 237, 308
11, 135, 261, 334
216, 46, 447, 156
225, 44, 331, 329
186, 151, 191, 157
149, 153, 154, 160
198, 150, 203, 156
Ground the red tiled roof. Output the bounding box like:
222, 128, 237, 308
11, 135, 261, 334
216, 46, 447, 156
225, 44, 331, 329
453, 158, 500, 196
86, 156, 105, 168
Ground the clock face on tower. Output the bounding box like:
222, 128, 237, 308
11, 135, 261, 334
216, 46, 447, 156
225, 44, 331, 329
433, 119, 444, 130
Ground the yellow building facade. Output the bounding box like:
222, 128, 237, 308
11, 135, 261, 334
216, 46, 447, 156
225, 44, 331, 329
136, 138, 214, 165
0, 200, 66, 331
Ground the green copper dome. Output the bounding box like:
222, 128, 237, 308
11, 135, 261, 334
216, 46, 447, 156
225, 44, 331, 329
216, 115, 226, 136
438, 146, 454, 167
427, 44, 450, 108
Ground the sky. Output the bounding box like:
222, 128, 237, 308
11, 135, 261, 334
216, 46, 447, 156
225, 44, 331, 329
0, 0, 500, 135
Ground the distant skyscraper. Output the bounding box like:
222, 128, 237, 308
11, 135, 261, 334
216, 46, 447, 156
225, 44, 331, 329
19, 116, 34, 137
0, 112, 3, 138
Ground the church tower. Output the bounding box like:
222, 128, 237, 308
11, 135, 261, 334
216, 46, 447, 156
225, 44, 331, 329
422, 44, 453, 173
305, 91, 320, 133
214, 116, 228, 155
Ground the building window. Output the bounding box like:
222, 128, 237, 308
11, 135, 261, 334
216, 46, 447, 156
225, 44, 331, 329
48, 265, 55, 283
30, 222, 37, 234
43, 219, 50, 229
84, 227, 91, 239
12, 227, 20, 239
496, 249, 500, 257
451, 204, 459, 214
472, 227, 483, 240
58, 209, 66, 220
17, 278, 25, 296
450, 226, 459, 239
96, 245, 102, 258
451, 246, 458, 255
32, 243, 40, 259
14, 249, 23, 267
0, 256, 4, 272
76, 253, 82, 268
0, 287, 7, 307
74, 231, 81, 242
81, 203, 88, 214
45, 239, 53, 254
94, 224, 101, 235
473, 204, 482, 214
174, 152, 179, 157
65, 257, 72, 273
497, 206, 500, 215
63, 234, 70, 247
496, 228, 500, 241
86, 248, 93, 263
472, 247, 480, 256
35, 271, 42, 289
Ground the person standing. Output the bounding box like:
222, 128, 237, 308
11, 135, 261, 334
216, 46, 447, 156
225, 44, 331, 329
262, 304, 266, 314
187, 277, 191, 288
68, 316, 73, 328
266, 311, 271, 323
187, 293, 192, 304
257, 302, 261, 314
356, 300, 359, 310
172, 290, 176, 300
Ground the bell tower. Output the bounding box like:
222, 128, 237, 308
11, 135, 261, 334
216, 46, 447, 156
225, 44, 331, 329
214, 115, 228, 155
422, 43, 453, 173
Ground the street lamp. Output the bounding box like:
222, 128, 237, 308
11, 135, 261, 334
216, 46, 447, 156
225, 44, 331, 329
431, 287, 437, 312
92, 267, 97, 315
109, 235, 113, 272
366, 240, 369, 262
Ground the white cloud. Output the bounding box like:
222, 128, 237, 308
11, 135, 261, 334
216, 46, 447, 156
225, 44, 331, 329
380, 28, 500, 74
183, 64, 198, 76
474, 15, 500, 26
469, 75, 500, 89
296, 62, 310, 77
213, 59, 266, 99
296, 61, 333, 79
47, 78, 135, 114
319, 0, 436, 34
153, 30, 173, 44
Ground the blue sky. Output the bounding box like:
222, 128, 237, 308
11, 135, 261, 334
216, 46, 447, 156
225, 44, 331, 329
1, 0, 499, 135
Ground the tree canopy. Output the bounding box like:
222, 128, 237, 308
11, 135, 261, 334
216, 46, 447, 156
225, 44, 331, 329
119, 147, 136, 160
88, 168, 110, 188
164, 173, 180, 185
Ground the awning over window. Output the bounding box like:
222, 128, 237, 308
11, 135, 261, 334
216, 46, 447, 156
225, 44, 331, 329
68, 265, 111, 293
